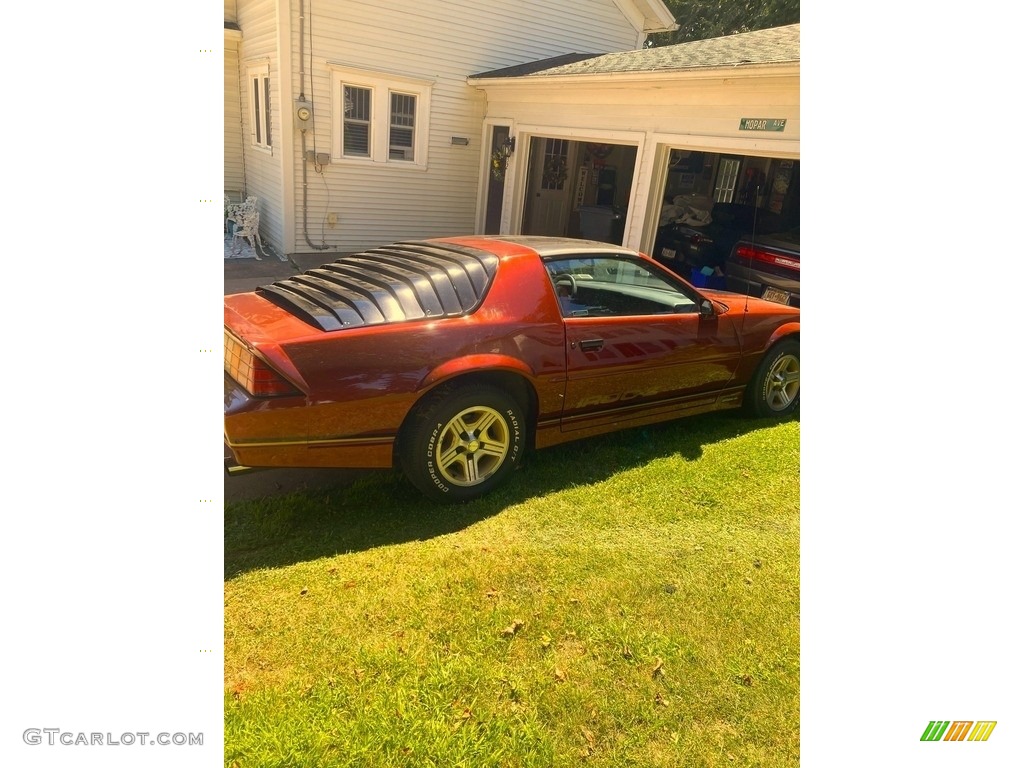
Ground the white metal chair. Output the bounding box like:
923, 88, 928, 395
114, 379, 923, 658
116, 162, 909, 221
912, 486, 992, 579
227, 196, 262, 259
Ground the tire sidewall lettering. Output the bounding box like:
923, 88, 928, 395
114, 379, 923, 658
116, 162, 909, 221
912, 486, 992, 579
425, 422, 449, 493
507, 408, 521, 461
761, 354, 779, 402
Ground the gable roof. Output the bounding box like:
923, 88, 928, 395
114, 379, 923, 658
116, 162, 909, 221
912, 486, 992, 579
470, 23, 799, 81
613, 0, 678, 34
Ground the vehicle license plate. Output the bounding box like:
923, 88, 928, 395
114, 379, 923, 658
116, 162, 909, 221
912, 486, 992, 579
761, 287, 791, 305
660, 247, 676, 260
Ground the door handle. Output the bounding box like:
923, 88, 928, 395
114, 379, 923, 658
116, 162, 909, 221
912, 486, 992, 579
579, 338, 604, 352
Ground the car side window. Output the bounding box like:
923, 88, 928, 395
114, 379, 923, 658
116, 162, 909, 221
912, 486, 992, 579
546, 256, 697, 317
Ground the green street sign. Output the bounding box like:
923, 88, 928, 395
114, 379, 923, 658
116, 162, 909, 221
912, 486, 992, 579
739, 118, 787, 132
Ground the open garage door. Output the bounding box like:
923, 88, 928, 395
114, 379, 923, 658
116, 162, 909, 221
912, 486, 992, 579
522, 138, 637, 244
651, 149, 799, 303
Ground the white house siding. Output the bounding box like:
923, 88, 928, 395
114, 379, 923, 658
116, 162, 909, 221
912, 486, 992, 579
474, 67, 799, 250
284, 0, 649, 255
235, 0, 286, 252
224, 31, 245, 201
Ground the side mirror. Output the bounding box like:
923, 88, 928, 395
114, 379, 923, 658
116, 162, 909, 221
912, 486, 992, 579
699, 299, 716, 317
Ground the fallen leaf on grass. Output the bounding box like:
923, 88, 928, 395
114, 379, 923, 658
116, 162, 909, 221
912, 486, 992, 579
554, 668, 567, 682
501, 620, 525, 638
485, 589, 501, 599
451, 707, 473, 731
652, 658, 665, 678
655, 692, 668, 706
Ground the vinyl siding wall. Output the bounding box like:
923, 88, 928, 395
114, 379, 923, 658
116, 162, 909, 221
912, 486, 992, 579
281, 0, 644, 255
235, 0, 285, 252
224, 33, 245, 201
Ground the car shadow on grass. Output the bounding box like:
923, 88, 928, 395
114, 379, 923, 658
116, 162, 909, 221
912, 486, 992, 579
224, 410, 797, 579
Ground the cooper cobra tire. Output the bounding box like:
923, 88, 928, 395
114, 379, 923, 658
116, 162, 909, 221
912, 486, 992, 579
399, 384, 525, 503
745, 338, 800, 418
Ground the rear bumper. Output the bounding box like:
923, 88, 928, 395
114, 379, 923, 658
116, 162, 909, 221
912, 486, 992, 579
224, 373, 396, 470
723, 265, 800, 307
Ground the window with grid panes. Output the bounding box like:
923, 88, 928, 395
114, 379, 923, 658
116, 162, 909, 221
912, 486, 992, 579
389, 93, 416, 161
343, 85, 371, 157
330, 67, 432, 167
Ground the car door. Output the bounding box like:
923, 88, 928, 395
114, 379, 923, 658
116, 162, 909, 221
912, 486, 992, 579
548, 255, 742, 432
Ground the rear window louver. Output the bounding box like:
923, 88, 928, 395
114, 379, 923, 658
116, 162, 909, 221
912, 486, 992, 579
255, 241, 500, 331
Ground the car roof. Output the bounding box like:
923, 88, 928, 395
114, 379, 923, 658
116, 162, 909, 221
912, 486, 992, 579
483, 235, 637, 260
251, 236, 645, 332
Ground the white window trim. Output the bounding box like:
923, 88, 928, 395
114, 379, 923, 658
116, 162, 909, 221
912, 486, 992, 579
246, 62, 272, 153
329, 65, 432, 169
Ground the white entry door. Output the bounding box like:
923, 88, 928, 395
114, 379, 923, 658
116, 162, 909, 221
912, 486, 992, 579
524, 138, 576, 236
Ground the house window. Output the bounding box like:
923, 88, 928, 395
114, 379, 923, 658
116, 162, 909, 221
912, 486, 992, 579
331, 66, 432, 167
248, 64, 272, 150
389, 92, 416, 161
343, 85, 371, 157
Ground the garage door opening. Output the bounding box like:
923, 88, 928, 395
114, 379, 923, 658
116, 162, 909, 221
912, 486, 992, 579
651, 150, 799, 294
522, 138, 637, 244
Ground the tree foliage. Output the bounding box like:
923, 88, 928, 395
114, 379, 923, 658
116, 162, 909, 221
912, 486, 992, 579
649, 0, 799, 46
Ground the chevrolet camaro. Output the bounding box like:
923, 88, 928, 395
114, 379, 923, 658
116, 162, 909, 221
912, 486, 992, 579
224, 236, 800, 502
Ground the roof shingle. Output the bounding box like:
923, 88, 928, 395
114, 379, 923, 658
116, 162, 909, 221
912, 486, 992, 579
470, 23, 799, 79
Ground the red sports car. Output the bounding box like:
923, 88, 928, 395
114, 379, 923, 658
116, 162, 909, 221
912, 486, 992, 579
224, 236, 799, 502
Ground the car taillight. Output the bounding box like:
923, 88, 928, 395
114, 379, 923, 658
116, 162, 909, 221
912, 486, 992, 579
735, 244, 800, 273
224, 331, 299, 397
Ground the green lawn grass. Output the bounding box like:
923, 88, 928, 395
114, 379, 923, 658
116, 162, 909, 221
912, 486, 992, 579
225, 412, 799, 767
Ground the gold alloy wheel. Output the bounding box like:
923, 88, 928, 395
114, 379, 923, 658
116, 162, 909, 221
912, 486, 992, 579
435, 405, 510, 486
764, 352, 800, 411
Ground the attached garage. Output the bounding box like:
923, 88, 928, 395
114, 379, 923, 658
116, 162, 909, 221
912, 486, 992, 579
468, 23, 799, 289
